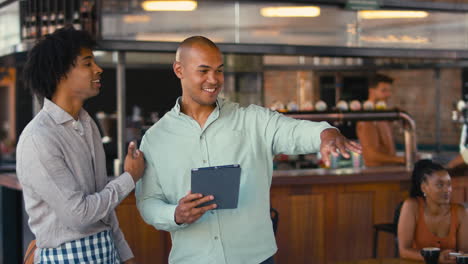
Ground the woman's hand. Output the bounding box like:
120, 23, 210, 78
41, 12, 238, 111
439, 249, 456, 264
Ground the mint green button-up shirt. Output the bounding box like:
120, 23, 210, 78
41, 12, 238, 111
136, 98, 332, 264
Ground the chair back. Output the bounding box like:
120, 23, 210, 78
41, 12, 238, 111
393, 201, 404, 228
270, 207, 279, 235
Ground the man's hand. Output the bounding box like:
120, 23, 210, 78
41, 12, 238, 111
320, 128, 362, 167
124, 141, 145, 183
175, 191, 217, 225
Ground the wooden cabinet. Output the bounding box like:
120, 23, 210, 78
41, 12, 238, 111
271, 181, 408, 264
115, 193, 171, 264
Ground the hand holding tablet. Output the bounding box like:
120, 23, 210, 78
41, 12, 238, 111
174, 191, 217, 225
174, 164, 242, 225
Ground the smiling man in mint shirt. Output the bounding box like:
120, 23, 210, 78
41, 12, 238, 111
135, 36, 361, 264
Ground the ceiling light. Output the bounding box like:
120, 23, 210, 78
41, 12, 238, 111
123, 15, 151, 23
360, 35, 429, 44
261, 6, 320, 17
359, 10, 428, 19
142, 1, 197, 11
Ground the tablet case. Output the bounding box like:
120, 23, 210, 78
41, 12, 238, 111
191, 164, 241, 209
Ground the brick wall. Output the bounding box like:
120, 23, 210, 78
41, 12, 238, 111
381, 69, 461, 146
263, 68, 462, 147
264, 71, 317, 109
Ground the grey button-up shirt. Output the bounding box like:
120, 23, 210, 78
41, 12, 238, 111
16, 98, 135, 261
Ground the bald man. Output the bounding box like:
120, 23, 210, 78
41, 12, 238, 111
135, 36, 361, 264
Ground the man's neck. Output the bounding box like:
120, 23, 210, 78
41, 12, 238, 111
180, 97, 216, 128
51, 93, 83, 120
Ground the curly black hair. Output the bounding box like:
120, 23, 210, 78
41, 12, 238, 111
409, 159, 446, 198
22, 26, 96, 101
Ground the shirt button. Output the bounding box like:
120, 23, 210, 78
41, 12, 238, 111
203, 160, 207, 163
214, 236, 218, 240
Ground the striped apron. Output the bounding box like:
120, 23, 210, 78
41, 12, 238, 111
38, 230, 120, 263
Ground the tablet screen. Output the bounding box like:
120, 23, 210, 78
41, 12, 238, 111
191, 164, 241, 209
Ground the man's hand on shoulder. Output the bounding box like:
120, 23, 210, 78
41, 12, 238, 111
320, 128, 361, 167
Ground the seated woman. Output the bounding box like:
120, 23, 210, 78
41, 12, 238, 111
398, 159, 468, 263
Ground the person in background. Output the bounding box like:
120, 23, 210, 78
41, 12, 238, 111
17, 26, 145, 263
356, 74, 405, 167
446, 149, 468, 169
446, 154, 465, 169
135, 36, 361, 264
398, 160, 468, 263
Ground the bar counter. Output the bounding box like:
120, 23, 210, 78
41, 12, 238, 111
2, 166, 468, 264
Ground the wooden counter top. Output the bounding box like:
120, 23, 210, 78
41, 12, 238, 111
337, 259, 422, 264
2, 166, 413, 191
3, 166, 467, 191
272, 166, 412, 185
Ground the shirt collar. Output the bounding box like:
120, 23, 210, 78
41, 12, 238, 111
174, 96, 224, 116
42, 98, 90, 125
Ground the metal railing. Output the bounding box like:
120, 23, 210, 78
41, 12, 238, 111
285, 110, 417, 169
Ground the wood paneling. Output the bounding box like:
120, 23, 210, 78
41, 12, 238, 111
115, 193, 169, 264
113, 172, 468, 264
272, 192, 325, 264
270, 182, 408, 263
336, 192, 374, 261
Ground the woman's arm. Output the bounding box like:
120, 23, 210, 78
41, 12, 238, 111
398, 198, 425, 261
457, 204, 468, 252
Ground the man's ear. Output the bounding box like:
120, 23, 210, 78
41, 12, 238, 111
173, 61, 183, 79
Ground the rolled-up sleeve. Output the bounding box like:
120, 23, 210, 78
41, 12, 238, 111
18, 133, 135, 232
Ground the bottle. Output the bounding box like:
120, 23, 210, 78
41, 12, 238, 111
349, 100, 362, 111
73, 0, 81, 30
363, 100, 374, 110
48, 0, 57, 33
30, 15, 37, 38
375, 100, 387, 110
336, 100, 349, 111
22, 13, 30, 39
149, 112, 160, 124
57, 0, 65, 30
287, 101, 299, 111
315, 100, 327, 111
270, 100, 285, 112
301, 101, 314, 111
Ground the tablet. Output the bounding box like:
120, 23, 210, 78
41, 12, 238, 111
191, 164, 241, 210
